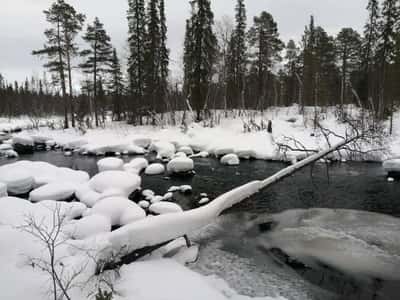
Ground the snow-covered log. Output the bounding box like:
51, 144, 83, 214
107, 137, 362, 258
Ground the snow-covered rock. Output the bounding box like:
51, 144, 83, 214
145, 163, 165, 175
89, 171, 141, 196
67, 214, 112, 239
167, 157, 194, 174
180, 185, 192, 193
0, 143, 13, 151
139, 200, 150, 209
29, 182, 76, 202
150, 195, 164, 204
163, 192, 174, 201
214, 147, 235, 157
199, 197, 210, 205
149, 202, 183, 215
97, 157, 124, 172
150, 141, 176, 159
90, 196, 146, 226
123, 157, 149, 174
3, 149, 18, 158
0, 168, 34, 194
133, 136, 152, 148
12, 134, 34, 146
190, 151, 209, 158
178, 146, 194, 156
220, 153, 240, 166
75, 183, 102, 207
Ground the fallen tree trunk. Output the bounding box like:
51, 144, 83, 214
106, 136, 361, 258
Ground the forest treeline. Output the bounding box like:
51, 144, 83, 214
0, 0, 399, 130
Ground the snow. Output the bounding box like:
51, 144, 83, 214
12, 134, 34, 146
149, 202, 183, 215
123, 157, 149, 174
97, 157, 124, 172
180, 185, 193, 193
178, 146, 194, 156
145, 163, 165, 175
191, 151, 209, 158
90, 196, 146, 226
0, 168, 34, 194
89, 170, 141, 196
167, 156, 194, 173
139, 200, 150, 209
133, 136, 152, 148
29, 182, 76, 202
66, 214, 111, 240
383, 158, 400, 173
221, 154, 240, 166
149, 140, 176, 159
199, 197, 210, 205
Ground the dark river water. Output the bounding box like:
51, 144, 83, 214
2, 150, 400, 300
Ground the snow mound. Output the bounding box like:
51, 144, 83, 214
0, 168, 34, 194
67, 214, 112, 239
190, 151, 209, 158
150, 141, 176, 159
75, 183, 102, 207
97, 157, 124, 172
139, 200, 150, 209
214, 147, 235, 157
383, 158, 400, 173
149, 202, 183, 215
89, 171, 141, 196
199, 197, 210, 205
90, 196, 146, 226
12, 134, 34, 146
123, 157, 149, 174
29, 182, 76, 202
0, 144, 13, 151
220, 153, 240, 166
133, 136, 152, 148
145, 163, 165, 175
167, 157, 194, 174
178, 146, 194, 156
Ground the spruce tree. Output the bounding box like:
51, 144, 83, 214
183, 0, 217, 120
127, 0, 147, 124
80, 17, 113, 127
232, 0, 247, 108
144, 0, 161, 112
159, 0, 170, 111
248, 11, 283, 110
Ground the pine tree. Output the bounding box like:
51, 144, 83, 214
109, 49, 125, 121
183, 0, 218, 120
80, 17, 113, 127
33, 0, 85, 128
248, 11, 283, 110
159, 0, 169, 111
362, 0, 380, 106
336, 28, 362, 106
377, 0, 399, 117
127, 0, 147, 124
144, 0, 161, 112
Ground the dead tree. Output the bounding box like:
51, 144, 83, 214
18, 204, 88, 300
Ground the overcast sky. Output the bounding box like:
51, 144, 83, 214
0, 0, 367, 84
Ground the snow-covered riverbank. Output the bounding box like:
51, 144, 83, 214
2, 106, 398, 163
